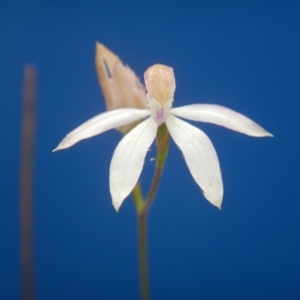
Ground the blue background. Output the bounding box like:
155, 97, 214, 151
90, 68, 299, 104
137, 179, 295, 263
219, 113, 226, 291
1, 0, 299, 299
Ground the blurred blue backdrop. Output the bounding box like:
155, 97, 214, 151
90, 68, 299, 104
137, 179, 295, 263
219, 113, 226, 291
1, 0, 300, 299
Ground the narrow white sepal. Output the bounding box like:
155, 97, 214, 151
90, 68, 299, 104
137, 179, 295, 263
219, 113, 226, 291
109, 117, 158, 211
53, 109, 150, 151
166, 114, 223, 208
171, 104, 273, 137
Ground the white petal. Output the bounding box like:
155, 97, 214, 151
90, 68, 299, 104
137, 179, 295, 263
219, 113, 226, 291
166, 115, 223, 208
110, 117, 158, 211
53, 109, 150, 151
171, 104, 273, 137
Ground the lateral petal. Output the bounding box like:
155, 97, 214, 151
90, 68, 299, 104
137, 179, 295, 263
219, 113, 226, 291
166, 115, 223, 208
53, 109, 150, 151
171, 104, 273, 137
110, 117, 158, 211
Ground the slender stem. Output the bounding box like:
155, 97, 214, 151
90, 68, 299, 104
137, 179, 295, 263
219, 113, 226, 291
137, 211, 149, 300
132, 181, 150, 300
141, 123, 169, 214
20, 64, 37, 300
142, 166, 163, 213
132, 181, 144, 212
131, 123, 170, 300
136, 163, 164, 300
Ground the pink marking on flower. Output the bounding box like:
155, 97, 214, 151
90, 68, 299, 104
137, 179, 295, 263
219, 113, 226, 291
155, 108, 165, 125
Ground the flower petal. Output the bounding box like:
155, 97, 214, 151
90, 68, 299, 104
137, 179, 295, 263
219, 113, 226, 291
171, 104, 273, 137
166, 114, 223, 208
110, 117, 158, 211
53, 109, 150, 151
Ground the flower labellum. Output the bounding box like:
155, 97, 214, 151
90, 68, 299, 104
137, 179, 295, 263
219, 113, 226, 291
54, 60, 273, 211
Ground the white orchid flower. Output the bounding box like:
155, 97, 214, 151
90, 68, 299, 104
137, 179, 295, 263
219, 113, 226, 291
54, 64, 272, 211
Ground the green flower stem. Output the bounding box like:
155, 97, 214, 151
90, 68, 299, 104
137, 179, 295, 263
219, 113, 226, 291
137, 211, 149, 300
132, 182, 144, 212
142, 123, 169, 214
132, 123, 170, 300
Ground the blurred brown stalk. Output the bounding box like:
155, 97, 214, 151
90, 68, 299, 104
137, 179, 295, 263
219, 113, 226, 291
20, 64, 37, 300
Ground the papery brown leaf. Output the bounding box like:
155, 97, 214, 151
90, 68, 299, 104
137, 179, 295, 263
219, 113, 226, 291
95, 43, 147, 133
